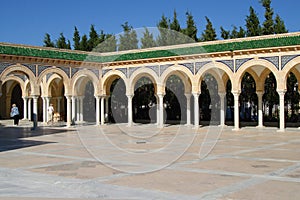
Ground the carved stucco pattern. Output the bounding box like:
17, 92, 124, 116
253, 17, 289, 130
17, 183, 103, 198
281, 55, 300, 70
235, 58, 253, 72
259, 56, 279, 69
217, 60, 234, 72
195, 61, 211, 74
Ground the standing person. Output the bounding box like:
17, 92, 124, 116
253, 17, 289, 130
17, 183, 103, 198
10, 104, 20, 126
47, 103, 54, 124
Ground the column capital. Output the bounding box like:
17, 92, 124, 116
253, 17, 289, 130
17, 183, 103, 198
31, 95, 39, 99
277, 90, 286, 96
218, 92, 226, 98
22, 96, 29, 100
256, 91, 264, 96
184, 93, 192, 98
232, 91, 240, 96
157, 93, 165, 98
126, 94, 133, 98
192, 92, 200, 97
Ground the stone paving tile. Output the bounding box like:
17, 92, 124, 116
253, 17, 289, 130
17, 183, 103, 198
31, 160, 120, 179
0, 123, 300, 199
104, 169, 246, 196
224, 180, 300, 200
183, 157, 294, 175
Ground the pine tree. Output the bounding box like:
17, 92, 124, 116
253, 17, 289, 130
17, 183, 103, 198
274, 14, 288, 34
237, 26, 246, 38
230, 26, 239, 39
141, 27, 156, 48
118, 22, 138, 51
260, 0, 274, 35
66, 40, 71, 49
88, 24, 99, 51
96, 34, 117, 53
79, 34, 88, 51
201, 16, 217, 41
43, 33, 55, 47
56, 33, 69, 49
73, 26, 81, 50
170, 10, 181, 32
156, 14, 170, 46
220, 26, 230, 39
245, 6, 261, 37
182, 12, 198, 42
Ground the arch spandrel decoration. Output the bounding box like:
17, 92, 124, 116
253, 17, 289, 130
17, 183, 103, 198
179, 63, 194, 75
160, 64, 173, 76
21, 64, 36, 76
129, 67, 141, 78
0, 62, 14, 75
147, 65, 159, 77
259, 56, 279, 70
281, 55, 300, 70
116, 68, 128, 78
71, 68, 80, 78
57, 66, 70, 78
235, 58, 253, 72
216, 60, 234, 72
195, 61, 211, 74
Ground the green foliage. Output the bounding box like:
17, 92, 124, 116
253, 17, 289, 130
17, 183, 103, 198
201, 17, 217, 41
261, 0, 274, 35
79, 34, 88, 51
43, 33, 55, 47
118, 22, 138, 51
73, 26, 81, 50
274, 14, 288, 34
220, 26, 230, 40
245, 6, 261, 37
56, 33, 70, 49
87, 25, 99, 51
156, 14, 171, 46
141, 27, 157, 49
182, 12, 198, 42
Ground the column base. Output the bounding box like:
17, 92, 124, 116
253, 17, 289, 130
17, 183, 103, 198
232, 127, 240, 131
218, 124, 227, 127
256, 125, 265, 128
276, 129, 285, 132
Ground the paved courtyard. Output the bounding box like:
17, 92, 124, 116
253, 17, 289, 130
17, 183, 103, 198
0, 120, 300, 199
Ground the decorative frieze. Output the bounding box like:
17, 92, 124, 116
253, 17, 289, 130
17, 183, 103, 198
235, 58, 253, 72
0, 62, 13, 75
180, 63, 194, 75
160, 64, 173, 76
217, 60, 234, 72
281, 55, 300, 70
259, 56, 279, 69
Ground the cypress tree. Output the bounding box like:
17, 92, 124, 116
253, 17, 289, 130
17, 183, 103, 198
79, 34, 88, 51
245, 6, 261, 37
261, 0, 274, 35
141, 27, 156, 48
201, 16, 217, 41
73, 26, 81, 50
56, 33, 69, 49
156, 14, 170, 46
274, 14, 288, 34
43, 33, 55, 47
88, 24, 99, 51
220, 26, 230, 39
237, 26, 246, 38
118, 22, 138, 51
182, 12, 198, 42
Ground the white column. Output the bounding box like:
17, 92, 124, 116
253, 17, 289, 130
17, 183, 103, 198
233, 91, 240, 131
71, 96, 76, 124
22, 97, 28, 120
57, 97, 62, 113
105, 96, 109, 115
219, 92, 226, 126
158, 94, 164, 127
66, 96, 72, 127
95, 96, 100, 126
76, 97, 80, 122
42, 97, 47, 123
79, 96, 84, 122
32, 96, 39, 129
45, 97, 50, 122
101, 96, 105, 125
127, 94, 133, 127
28, 98, 32, 121
257, 91, 264, 128
193, 93, 200, 128
185, 93, 192, 125
278, 90, 286, 132
155, 95, 159, 125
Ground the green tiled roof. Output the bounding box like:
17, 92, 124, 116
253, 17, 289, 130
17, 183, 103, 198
1, 34, 300, 63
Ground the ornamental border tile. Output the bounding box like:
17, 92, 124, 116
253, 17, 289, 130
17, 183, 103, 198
259, 56, 279, 69
195, 61, 212, 74
180, 63, 194, 75
235, 58, 253, 72
281, 55, 300, 70
217, 60, 234, 72
116, 68, 128, 78
160, 64, 173, 76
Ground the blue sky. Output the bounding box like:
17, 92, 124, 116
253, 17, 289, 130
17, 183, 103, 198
1, 0, 300, 46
